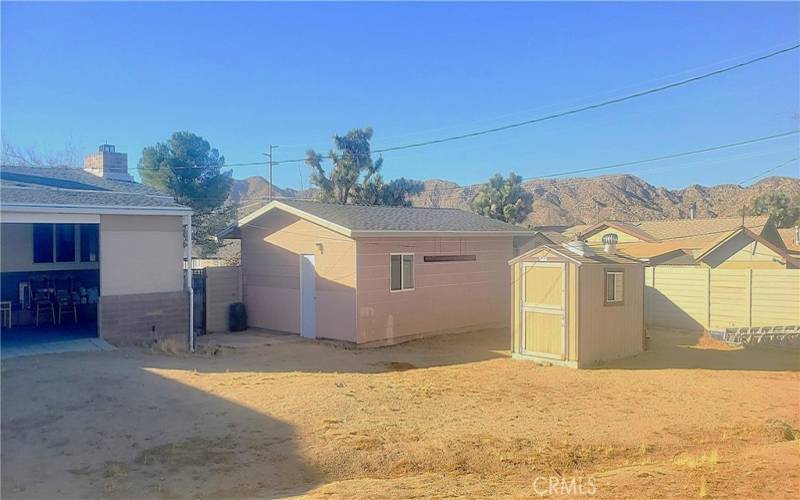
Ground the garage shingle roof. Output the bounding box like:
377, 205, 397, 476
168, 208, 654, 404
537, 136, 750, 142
0, 165, 189, 212
242, 199, 532, 235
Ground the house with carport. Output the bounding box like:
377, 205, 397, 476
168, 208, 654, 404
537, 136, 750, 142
0, 145, 193, 349
220, 199, 533, 345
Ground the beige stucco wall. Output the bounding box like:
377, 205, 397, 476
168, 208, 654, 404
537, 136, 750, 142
578, 263, 644, 365
356, 236, 512, 344
240, 210, 356, 342
0, 223, 100, 272
100, 215, 184, 296
702, 233, 788, 269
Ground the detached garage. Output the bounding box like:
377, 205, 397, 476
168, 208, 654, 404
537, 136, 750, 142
221, 199, 533, 346
509, 241, 645, 368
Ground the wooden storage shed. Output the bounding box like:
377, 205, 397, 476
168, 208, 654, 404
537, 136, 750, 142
509, 242, 645, 368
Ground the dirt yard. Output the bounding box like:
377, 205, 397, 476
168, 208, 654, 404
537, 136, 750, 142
2, 328, 799, 499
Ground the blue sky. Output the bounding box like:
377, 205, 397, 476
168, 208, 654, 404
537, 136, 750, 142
2, 2, 799, 190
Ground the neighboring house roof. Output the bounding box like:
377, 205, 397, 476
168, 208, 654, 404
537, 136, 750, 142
573, 216, 771, 243
537, 230, 568, 244
226, 199, 533, 238
576, 220, 659, 242
509, 243, 641, 266
692, 226, 793, 265
634, 216, 770, 241
558, 215, 785, 267
194, 240, 240, 262
562, 224, 589, 239
0, 165, 190, 215
614, 240, 709, 259
777, 227, 800, 253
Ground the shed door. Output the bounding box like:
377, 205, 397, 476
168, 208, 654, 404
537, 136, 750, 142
521, 262, 566, 359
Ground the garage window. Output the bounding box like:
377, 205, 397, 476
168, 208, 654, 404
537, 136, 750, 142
605, 270, 624, 305
390, 253, 414, 292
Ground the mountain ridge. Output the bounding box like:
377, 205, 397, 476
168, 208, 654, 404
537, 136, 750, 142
229, 174, 800, 226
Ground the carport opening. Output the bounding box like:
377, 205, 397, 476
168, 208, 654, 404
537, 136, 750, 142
1, 222, 100, 348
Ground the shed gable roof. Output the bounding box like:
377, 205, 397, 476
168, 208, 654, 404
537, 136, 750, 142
509, 243, 641, 266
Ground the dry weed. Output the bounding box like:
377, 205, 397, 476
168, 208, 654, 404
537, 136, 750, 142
134, 436, 237, 472
149, 337, 186, 356
673, 449, 719, 469
314, 435, 631, 483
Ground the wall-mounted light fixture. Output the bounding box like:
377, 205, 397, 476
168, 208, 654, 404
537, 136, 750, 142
315, 242, 324, 254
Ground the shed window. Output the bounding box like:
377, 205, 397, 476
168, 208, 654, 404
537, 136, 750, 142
33, 224, 54, 263
390, 253, 414, 291
605, 270, 624, 305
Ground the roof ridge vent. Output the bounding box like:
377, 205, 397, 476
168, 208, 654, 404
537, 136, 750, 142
562, 240, 595, 257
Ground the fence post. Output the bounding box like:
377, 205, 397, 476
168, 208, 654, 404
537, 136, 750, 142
746, 269, 753, 328
706, 269, 711, 330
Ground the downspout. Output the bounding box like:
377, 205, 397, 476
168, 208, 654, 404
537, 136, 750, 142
185, 214, 195, 353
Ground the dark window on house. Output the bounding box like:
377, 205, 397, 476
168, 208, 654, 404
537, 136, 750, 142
55, 224, 76, 262
80, 224, 100, 262
423, 254, 477, 263
33, 224, 54, 263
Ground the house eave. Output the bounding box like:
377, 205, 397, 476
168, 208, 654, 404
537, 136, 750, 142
0, 203, 192, 217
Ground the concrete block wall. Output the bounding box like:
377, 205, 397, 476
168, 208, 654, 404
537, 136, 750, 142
100, 290, 189, 345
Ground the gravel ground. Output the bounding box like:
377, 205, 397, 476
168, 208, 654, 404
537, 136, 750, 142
2, 327, 798, 498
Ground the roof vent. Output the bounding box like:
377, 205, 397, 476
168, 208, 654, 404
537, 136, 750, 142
602, 233, 619, 254
562, 240, 595, 257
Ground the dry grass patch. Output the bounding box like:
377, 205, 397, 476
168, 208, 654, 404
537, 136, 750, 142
134, 436, 237, 472
314, 434, 638, 482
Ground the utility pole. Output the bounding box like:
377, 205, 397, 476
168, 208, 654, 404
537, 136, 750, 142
263, 145, 279, 201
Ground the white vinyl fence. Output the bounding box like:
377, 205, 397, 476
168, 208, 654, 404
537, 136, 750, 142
645, 267, 800, 331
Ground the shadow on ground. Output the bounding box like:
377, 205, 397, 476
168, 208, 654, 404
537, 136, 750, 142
1, 351, 320, 499
597, 328, 800, 371
194, 327, 510, 374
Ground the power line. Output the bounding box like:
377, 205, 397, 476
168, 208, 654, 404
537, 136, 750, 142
121, 43, 800, 171
739, 157, 798, 184
528, 130, 798, 180
5, 130, 797, 204
265, 43, 800, 164
296, 130, 798, 198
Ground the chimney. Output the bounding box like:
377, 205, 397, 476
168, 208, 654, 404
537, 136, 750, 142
84, 144, 133, 182
689, 202, 696, 220
602, 233, 619, 254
